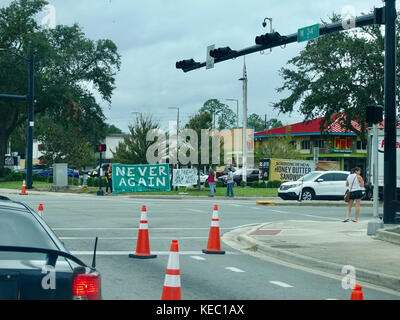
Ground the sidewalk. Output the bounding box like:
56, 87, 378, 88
223, 220, 400, 292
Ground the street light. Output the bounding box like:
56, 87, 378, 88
0, 49, 35, 190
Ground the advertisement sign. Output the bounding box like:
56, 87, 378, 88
333, 136, 352, 153
172, 168, 198, 187
269, 159, 315, 182
112, 163, 170, 194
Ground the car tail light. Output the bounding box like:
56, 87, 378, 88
72, 272, 101, 300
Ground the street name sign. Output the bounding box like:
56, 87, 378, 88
297, 24, 320, 42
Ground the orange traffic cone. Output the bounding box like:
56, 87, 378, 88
202, 204, 225, 254
129, 205, 157, 259
351, 285, 364, 300
161, 239, 181, 300
20, 179, 27, 195
38, 204, 43, 218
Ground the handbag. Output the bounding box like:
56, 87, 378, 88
344, 175, 356, 202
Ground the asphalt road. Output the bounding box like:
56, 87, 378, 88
5, 193, 400, 300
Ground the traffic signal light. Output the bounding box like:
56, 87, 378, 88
366, 104, 383, 125
176, 59, 200, 70
95, 144, 107, 152
209, 47, 236, 59
255, 32, 282, 46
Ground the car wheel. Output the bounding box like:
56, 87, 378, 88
301, 188, 315, 201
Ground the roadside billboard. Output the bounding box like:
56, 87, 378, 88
269, 159, 315, 182
112, 163, 170, 194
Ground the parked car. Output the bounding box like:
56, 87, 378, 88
15, 164, 47, 175
278, 170, 355, 200
87, 163, 111, 177
38, 168, 80, 178
216, 166, 237, 179
0, 196, 101, 300
218, 168, 260, 187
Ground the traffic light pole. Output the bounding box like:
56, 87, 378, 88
97, 150, 104, 196
383, 0, 398, 224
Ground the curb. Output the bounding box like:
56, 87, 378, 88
228, 224, 400, 292
375, 226, 400, 245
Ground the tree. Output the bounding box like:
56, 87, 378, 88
0, 0, 121, 167
247, 114, 283, 132
273, 13, 397, 139
199, 99, 236, 130
255, 126, 302, 162
112, 115, 160, 164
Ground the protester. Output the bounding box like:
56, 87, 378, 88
226, 167, 234, 197
207, 169, 216, 197
105, 164, 113, 194
343, 167, 364, 222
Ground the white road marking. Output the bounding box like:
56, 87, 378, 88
187, 209, 205, 213
71, 251, 240, 256
190, 256, 206, 261
269, 281, 293, 288
53, 227, 230, 231
225, 267, 245, 273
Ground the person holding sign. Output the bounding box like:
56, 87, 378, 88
105, 164, 113, 194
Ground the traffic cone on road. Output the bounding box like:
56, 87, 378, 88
161, 239, 181, 300
129, 205, 157, 259
37, 204, 43, 218
202, 204, 225, 255
351, 285, 364, 300
20, 179, 27, 195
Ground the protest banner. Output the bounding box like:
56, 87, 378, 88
112, 163, 170, 193
172, 168, 198, 187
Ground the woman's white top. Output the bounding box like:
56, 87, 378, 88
347, 173, 362, 192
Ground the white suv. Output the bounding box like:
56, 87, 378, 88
278, 171, 352, 200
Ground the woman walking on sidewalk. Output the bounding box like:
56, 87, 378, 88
343, 167, 364, 222
207, 169, 216, 197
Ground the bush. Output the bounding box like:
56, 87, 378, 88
240, 181, 246, 188
216, 180, 223, 188
205, 181, 209, 188
252, 181, 259, 188
0, 167, 12, 178
258, 181, 267, 188
267, 180, 282, 188
4, 171, 25, 182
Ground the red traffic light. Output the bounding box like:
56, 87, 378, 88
96, 144, 107, 152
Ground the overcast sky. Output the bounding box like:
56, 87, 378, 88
2, 0, 386, 133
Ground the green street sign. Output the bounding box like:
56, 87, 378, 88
297, 24, 320, 43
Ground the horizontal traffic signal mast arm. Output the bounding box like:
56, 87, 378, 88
176, 9, 380, 73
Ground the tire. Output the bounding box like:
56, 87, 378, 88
301, 188, 315, 201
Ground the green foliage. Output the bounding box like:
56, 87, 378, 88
273, 12, 397, 138
0, 167, 12, 177
240, 181, 246, 188
216, 180, 223, 188
112, 115, 160, 164
200, 99, 236, 130
267, 180, 282, 188
252, 181, 259, 188
3, 171, 25, 181
258, 181, 267, 188
0, 0, 121, 166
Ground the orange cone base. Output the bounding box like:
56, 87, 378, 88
162, 287, 181, 300
129, 253, 157, 259
202, 249, 225, 255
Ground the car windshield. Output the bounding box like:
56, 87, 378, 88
297, 172, 321, 182
0, 207, 58, 261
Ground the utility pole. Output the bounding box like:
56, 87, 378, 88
383, 0, 398, 224
239, 58, 248, 186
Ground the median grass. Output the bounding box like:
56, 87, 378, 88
0, 180, 278, 197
